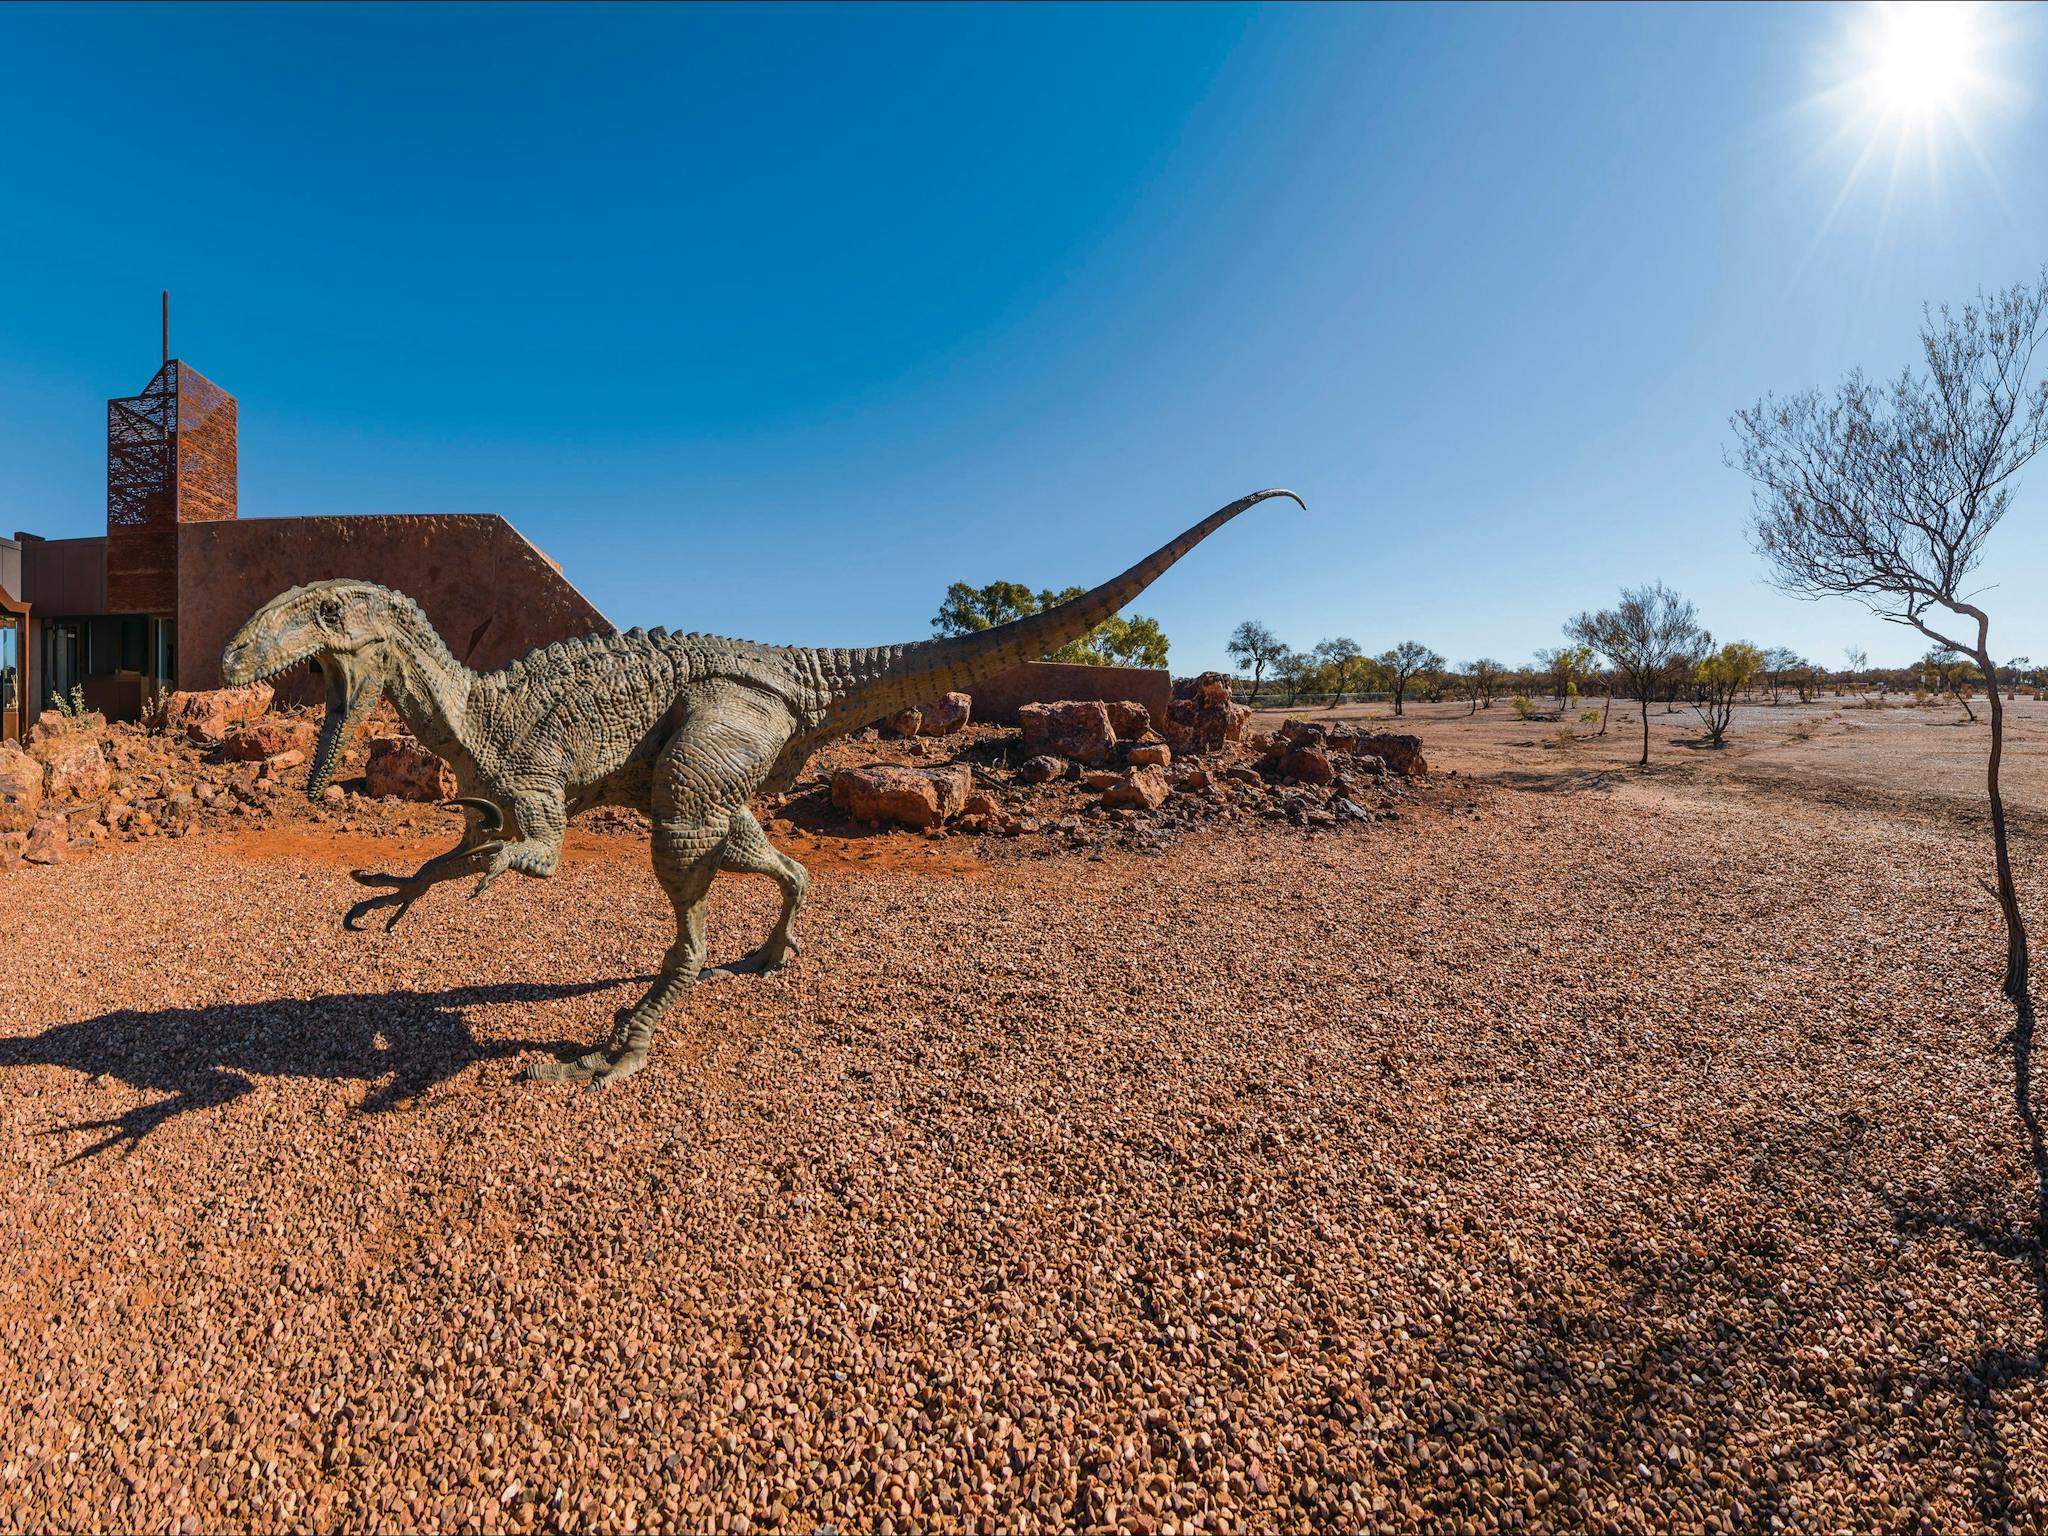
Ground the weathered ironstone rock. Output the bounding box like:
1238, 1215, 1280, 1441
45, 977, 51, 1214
1019, 701, 1116, 765
830, 763, 974, 829
0, 743, 43, 831
364, 736, 457, 802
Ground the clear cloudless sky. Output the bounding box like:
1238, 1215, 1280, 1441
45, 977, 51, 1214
2, 2, 2045, 672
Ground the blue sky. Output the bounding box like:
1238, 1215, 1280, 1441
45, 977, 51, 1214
2, 2, 2044, 672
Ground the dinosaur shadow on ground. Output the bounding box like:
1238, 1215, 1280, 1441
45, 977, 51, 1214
0, 977, 648, 1164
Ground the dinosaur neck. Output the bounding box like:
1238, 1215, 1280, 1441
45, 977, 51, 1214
380, 611, 477, 767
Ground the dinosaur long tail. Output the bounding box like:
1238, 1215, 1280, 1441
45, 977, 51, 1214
810, 488, 1304, 730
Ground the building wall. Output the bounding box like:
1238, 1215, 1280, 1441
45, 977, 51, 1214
21, 536, 108, 614
13, 536, 112, 718
173, 367, 238, 524
177, 514, 611, 696
963, 660, 1173, 728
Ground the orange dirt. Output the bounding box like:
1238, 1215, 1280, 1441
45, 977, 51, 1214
212, 811, 990, 881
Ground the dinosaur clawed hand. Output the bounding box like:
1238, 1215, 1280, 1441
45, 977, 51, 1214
344, 868, 426, 932
344, 840, 509, 931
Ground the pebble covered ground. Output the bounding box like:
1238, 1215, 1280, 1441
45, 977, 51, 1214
2, 738, 2045, 1532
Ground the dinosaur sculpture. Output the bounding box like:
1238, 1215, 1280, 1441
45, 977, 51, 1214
222, 489, 1302, 1087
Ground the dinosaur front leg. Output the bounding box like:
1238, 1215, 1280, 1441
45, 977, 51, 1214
344, 799, 507, 931
470, 791, 569, 897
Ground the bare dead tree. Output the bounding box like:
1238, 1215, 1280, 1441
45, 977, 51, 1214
1730, 273, 2048, 1005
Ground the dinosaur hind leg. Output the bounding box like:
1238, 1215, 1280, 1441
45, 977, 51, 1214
525, 679, 794, 1087
700, 806, 809, 980
521, 830, 720, 1085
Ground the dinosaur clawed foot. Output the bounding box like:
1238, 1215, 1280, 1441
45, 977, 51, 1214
520, 1049, 613, 1084
698, 936, 800, 983
586, 1052, 648, 1090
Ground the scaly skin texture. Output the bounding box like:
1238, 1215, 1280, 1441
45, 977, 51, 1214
222, 489, 1302, 1088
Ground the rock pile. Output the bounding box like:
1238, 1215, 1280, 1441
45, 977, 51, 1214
161, 682, 273, 746
1, 691, 462, 876
801, 685, 1430, 850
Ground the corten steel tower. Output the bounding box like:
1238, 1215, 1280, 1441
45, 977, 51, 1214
106, 343, 237, 615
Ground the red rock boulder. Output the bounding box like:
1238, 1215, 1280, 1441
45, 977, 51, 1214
1167, 673, 1249, 753
919, 692, 972, 735
222, 718, 318, 761
1102, 765, 1170, 810
1018, 701, 1116, 765
0, 743, 42, 832
885, 707, 924, 737
162, 684, 274, 746
1126, 742, 1171, 768
830, 763, 974, 829
30, 732, 110, 805
23, 815, 66, 865
1105, 700, 1153, 738
365, 736, 458, 802
1278, 745, 1335, 786
1347, 733, 1428, 776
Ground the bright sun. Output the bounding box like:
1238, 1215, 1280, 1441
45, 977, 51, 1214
1808, 0, 2024, 222
1856, 1, 1987, 125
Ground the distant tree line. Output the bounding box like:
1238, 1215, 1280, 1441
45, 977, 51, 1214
931, 580, 1168, 667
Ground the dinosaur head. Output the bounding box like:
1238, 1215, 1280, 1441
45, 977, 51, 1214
222, 580, 406, 797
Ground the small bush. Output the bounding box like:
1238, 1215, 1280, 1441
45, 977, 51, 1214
1510, 695, 1535, 720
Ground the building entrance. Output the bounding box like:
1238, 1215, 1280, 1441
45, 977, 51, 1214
0, 608, 22, 742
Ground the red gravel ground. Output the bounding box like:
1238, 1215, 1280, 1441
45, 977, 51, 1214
2, 705, 2045, 1533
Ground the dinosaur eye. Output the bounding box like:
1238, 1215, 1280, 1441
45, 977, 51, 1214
318, 597, 344, 625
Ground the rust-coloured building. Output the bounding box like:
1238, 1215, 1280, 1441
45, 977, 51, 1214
1, 353, 608, 737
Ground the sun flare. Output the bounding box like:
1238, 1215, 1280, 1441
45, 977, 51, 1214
1805, 0, 2025, 230
1856, 1, 1987, 125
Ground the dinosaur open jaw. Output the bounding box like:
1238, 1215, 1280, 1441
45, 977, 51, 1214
238, 643, 321, 687
307, 649, 377, 798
